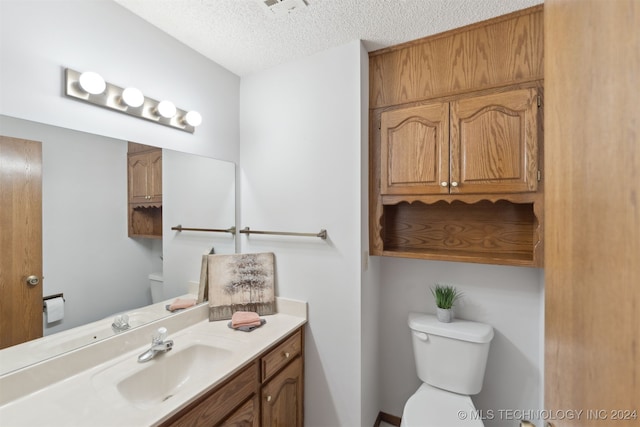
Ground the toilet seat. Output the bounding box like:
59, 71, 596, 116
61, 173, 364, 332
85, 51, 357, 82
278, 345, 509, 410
401, 383, 483, 427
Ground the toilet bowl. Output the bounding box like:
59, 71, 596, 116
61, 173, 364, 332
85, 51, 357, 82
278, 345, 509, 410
149, 272, 164, 303
401, 312, 493, 427
401, 384, 482, 427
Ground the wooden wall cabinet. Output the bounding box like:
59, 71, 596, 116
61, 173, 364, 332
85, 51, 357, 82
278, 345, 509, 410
160, 327, 304, 427
382, 88, 539, 196
370, 6, 544, 267
127, 142, 162, 238
128, 149, 162, 204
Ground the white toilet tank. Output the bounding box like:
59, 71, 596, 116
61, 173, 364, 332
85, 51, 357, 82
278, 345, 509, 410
408, 312, 493, 395
149, 272, 164, 303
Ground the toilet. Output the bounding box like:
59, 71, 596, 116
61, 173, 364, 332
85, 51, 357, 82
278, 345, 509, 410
401, 312, 494, 427
149, 272, 164, 303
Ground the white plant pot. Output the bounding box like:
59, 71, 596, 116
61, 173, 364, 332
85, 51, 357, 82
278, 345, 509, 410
436, 307, 453, 323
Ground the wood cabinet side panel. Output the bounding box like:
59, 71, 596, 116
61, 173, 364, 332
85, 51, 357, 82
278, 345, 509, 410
544, 0, 640, 421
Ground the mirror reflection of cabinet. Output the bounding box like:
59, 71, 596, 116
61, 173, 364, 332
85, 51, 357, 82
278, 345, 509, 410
127, 142, 162, 238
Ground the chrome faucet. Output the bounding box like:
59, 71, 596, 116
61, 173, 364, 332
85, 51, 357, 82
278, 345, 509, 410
137, 327, 173, 363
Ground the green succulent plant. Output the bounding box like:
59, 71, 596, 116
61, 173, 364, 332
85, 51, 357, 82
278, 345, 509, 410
431, 284, 461, 309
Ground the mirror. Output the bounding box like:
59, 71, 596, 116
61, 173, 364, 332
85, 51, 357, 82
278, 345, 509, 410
0, 115, 236, 375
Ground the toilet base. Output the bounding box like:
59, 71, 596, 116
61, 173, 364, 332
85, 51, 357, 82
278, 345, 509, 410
401, 383, 483, 427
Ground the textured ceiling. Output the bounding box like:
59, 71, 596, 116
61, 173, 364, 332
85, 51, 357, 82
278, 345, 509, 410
113, 0, 543, 77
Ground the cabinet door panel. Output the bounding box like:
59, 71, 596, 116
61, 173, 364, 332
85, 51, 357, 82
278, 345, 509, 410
128, 153, 151, 203
148, 149, 163, 202
261, 357, 303, 427
220, 396, 258, 427
381, 102, 449, 195
450, 88, 538, 193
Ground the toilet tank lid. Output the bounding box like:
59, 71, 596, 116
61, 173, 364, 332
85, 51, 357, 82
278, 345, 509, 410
149, 272, 164, 281
408, 312, 494, 343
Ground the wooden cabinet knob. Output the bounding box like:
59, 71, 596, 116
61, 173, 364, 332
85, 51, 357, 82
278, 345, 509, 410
266, 395, 272, 402
440, 181, 448, 187
450, 181, 459, 187
284, 352, 290, 358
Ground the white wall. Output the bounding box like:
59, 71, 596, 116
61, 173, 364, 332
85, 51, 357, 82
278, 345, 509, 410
240, 40, 366, 427
358, 41, 382, 427
0, 0, 240, 163
163, 150, 236, 298
378, 257, 544, 427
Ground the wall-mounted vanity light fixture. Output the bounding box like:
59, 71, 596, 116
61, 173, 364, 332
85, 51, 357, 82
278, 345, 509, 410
64, 68, 202, 133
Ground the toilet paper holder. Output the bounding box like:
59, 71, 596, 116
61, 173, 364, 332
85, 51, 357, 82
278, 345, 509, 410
43, 293, 65, 310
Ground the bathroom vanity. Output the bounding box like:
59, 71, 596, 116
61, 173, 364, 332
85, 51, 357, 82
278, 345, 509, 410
0, 298, 307, 426
161, 328, 303, 426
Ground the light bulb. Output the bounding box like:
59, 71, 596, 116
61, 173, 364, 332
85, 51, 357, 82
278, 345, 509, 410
122, 87, 144, 108
157, 100, 176, 118
78, 71, 106, 95
185, 111, 202, 127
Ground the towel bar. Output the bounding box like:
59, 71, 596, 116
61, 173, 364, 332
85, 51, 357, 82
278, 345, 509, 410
240, 227, 327, 240
171, 225, 236, 234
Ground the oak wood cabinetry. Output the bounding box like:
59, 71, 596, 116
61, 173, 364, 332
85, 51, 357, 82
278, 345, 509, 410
370, 6, 544, 267
159, 327, 304, 427
261, 329, 303, 427
127, 142, 162, 238
382, 89, 539, 196
544, 0, 640, 421
164, 362, 259, 427
128, 149, 162, 204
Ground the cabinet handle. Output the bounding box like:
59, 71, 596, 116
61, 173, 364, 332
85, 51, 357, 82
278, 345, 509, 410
450, 181, 458, 187
266, 395, 272, 402
284, 352, 290, 358
440, 181, 448, 187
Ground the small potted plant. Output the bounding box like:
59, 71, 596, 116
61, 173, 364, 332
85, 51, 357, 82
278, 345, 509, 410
431, 284, 461, 323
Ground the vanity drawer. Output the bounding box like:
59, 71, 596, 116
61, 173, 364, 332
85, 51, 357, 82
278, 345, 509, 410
164, 361, 258, 427
261, 329, 302, 382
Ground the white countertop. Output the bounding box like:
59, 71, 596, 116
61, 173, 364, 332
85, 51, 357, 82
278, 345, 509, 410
0, 298, 307, 427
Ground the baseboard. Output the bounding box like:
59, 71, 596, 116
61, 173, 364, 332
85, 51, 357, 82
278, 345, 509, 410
374, 411, 402, 427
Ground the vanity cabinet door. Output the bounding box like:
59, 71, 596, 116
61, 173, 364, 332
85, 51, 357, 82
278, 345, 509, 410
261, 356, 303, 427
219, 395, 259, 426
450, 88, 539, 194
380, 102, 450, 195
162, 362, 258, 427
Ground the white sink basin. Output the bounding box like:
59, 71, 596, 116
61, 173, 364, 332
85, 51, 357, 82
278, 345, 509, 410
117, 344, 232, 408
91, 332, 244, 409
